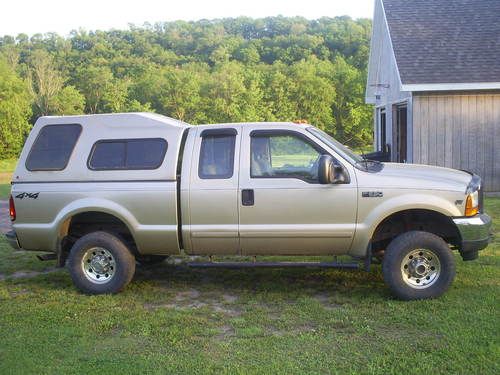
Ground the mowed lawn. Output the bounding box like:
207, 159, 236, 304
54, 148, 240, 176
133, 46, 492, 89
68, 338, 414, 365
0, 195, 498, 374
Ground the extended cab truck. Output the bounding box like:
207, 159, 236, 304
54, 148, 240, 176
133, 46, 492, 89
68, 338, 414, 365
5, 113, 492, 299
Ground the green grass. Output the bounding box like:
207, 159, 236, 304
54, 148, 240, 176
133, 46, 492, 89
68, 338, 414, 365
0, 200, 499, 374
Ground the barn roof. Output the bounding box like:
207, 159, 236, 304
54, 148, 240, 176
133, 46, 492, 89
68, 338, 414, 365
382, 0, 500, 89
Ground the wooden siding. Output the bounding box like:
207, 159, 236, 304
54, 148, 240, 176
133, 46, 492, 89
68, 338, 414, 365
412, 93, 500, 191
366, 0, 411, 106
366, 0, 411, 156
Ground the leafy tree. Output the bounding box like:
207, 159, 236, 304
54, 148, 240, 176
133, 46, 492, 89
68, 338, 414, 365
288, 58, 336, 132
53, 86, 85, 115
0, 58, 32, 158
260, 63, 296, 121
74, 64, 114, 113
329, 56, 372, 147
26, 49, 64, 118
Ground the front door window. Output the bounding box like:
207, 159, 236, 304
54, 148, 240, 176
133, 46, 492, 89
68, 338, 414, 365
250, 134, 321, 183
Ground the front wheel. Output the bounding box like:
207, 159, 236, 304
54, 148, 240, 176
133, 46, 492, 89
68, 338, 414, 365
67, 231, 136, 294
382, 231, 456, 300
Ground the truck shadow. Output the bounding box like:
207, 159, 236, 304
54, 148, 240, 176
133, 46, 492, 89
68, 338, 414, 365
133, 262, 387, 299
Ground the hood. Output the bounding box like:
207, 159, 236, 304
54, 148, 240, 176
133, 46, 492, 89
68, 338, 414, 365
358, 163, 472, 192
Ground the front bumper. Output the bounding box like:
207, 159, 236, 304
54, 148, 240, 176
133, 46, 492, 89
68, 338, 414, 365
453, 214, 492, 260
4, 230, 21, 250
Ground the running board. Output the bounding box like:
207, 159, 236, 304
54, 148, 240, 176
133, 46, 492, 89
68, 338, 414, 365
187, 261, 359, 269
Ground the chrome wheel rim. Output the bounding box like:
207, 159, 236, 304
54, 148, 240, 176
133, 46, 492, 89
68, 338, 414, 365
82, 247, 116, 284
401, 249, 441, 289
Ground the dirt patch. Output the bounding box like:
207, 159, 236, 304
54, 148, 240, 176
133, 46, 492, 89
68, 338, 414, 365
314, 293, 343, 310
0, 268, 58, 281
174, 288, 201, 301
211, 302, 241, 317
222, 293, 238, 303
144, 289, 242, 317
215, 325, 236, 340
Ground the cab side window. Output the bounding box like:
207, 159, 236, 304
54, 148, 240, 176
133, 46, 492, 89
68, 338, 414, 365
251, 132, 322, 183
199, 129, 236, 179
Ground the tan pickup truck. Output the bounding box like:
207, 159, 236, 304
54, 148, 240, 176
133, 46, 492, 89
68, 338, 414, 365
5, 113, 492, 299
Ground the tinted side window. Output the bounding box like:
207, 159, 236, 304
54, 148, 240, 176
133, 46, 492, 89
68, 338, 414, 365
89, 141, 126, 170
88, 138, 167, 170
199, 135, 236, 179
26, 124, 82, 171
251, 134, 321, 182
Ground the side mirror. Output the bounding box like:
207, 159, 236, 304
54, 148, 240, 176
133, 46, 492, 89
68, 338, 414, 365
318, 155, 348, 184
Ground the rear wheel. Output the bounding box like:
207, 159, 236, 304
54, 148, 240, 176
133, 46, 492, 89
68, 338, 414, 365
382, 231, 455, 300
67, 231, 135, 294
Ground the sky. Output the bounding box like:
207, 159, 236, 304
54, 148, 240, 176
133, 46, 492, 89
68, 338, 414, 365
0, 0, 374, 37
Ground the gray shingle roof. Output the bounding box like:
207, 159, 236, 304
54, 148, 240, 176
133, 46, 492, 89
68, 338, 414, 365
382, 0, 500, 84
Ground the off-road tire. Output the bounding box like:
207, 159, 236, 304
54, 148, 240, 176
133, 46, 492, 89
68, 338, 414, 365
382, 231, 456, 300
67, 231, 136, 294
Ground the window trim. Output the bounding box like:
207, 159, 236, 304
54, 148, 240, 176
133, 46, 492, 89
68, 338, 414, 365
25, 123, 83, 172
87, 137, 168, 171
250, 129, 333, 184
198, 129, 237, 180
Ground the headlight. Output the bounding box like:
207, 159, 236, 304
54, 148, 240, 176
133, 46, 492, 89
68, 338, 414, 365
465, 175, 481, 217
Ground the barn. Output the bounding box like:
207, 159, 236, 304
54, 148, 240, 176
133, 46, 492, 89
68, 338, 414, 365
365, 0, 500, 191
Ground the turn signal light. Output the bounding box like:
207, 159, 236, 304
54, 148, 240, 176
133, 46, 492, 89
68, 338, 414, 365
465, 193, 478, 217
9, 195, 16, 221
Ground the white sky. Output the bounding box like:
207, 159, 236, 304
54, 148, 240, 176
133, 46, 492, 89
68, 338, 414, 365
0, 0, 374, 37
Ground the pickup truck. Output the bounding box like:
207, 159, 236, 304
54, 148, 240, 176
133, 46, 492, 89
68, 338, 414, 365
5, 113, 492, 300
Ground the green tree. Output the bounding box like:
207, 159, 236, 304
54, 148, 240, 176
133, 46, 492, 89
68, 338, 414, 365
288, 58, 336, 132
205, 61, 265, 123
53, 86, 85, 115
0, 58, 32, 158
26, 49, 64, 118
329, 56, 372, 147
74, 64, 114, 113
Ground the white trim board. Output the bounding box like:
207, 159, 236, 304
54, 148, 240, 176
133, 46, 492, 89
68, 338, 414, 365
401, 82, 500, 92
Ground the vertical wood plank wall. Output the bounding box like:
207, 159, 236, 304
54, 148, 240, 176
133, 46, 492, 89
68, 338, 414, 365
412, 93, 500, 191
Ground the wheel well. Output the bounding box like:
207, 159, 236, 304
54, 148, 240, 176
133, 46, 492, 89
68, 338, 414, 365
371, 209, 461, 256
59, 211, 138, 264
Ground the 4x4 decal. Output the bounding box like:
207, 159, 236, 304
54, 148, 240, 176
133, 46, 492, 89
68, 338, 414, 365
15, 192, 39, 200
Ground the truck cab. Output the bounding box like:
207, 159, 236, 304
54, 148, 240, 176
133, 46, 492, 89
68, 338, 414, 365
5, 113, 492, 299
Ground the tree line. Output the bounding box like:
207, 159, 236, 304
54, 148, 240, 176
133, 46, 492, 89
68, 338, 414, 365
0, 16, 372, 159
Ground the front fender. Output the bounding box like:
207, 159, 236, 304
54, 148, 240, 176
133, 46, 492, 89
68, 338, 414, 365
349, 190, 463, 257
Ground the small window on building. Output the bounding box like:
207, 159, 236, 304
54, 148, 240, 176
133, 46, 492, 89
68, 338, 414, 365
198, 130, 236, 179
88, 138, 167, 170
26, 124, 82, 171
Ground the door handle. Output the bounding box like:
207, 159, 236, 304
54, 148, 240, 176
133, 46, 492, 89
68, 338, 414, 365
241, 189, 254, 206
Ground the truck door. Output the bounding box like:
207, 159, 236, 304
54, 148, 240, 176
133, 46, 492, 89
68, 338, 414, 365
238, 127, 357, 255
186, 127, 241, 254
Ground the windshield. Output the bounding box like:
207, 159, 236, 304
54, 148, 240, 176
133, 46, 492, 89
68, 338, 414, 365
306, 127, 364, 165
